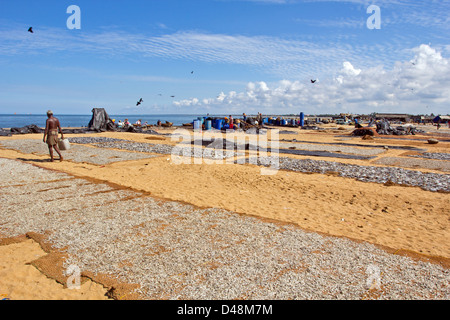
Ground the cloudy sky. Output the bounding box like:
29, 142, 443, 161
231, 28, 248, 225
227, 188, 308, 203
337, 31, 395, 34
0, 0, 449, 115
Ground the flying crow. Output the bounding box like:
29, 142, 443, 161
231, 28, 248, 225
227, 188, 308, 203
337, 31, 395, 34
311, 79, 317, 84
28, 27, 33, 33
136, 98, 143, 106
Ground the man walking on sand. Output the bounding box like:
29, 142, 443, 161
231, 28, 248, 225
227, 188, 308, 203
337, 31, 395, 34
43, 110, 64, 162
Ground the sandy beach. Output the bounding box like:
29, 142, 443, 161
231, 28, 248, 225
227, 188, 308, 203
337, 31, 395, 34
0, 123, 449, 300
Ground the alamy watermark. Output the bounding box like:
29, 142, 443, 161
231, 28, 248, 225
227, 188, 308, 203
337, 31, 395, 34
67, 5, 81, 30
367, 5, 381, 30
366, 264, 382, 290
64, 4, 378, 31
66, 264, 81, 290
169, 128, 279, 176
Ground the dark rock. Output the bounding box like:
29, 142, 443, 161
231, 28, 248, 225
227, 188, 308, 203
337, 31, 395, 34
10, 124, 44, 134
0, 128, 11, 136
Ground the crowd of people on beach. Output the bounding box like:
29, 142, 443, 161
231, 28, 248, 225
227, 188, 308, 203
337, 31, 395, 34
109, 113, 267, 130
113, 119, 149, 128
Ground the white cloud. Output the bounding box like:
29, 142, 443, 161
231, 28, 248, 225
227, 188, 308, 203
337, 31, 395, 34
173, 44, 450, 115
298, 18, 366, 29
156, 23, 169, 29
0, 25, 410, 79
336, 61, 361, 83
342, 61, 361, 76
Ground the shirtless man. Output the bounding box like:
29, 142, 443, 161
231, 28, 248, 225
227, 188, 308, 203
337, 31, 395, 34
43, 110, 64, 162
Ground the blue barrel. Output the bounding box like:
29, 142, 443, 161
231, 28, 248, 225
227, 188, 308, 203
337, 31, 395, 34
214, 119, 223, 130
205, 120, 212, 130
300, 112, 304, 127
193, 120, 201, 130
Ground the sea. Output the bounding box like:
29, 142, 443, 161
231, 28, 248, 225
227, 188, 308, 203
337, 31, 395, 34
0, 114, 237, 129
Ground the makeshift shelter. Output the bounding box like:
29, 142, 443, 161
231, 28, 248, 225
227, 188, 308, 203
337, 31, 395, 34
88, 108, 116, 132
374, 113, 411, 123
433, 115, 450, 123
375, 119, 421, 135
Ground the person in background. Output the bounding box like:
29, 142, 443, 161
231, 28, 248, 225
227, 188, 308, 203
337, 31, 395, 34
43, 110, 64, 162
257, 112, 263, 127
229, 115, 234, 129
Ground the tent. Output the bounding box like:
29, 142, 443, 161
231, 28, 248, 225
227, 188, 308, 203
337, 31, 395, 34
433, 115, 450, 123
88, 108, 116, 132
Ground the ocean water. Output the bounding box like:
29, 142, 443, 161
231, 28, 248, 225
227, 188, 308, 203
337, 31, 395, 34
0, 114, 234, 129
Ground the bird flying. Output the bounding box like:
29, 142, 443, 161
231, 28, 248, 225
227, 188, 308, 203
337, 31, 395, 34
28, 27, 33, 33
136, 98, 143, 106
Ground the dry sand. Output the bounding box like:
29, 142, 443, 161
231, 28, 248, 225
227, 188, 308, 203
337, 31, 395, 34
0, 239, 109, 300
0, 124, 449, 300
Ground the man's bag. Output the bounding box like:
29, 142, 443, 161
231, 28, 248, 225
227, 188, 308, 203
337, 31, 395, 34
58, 138, 71, 151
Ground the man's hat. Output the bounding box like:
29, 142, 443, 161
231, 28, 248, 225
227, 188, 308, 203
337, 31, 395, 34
47, 110, 53, 115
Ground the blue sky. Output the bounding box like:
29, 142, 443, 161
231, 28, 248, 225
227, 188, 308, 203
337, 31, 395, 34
1, 0, 449, 115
